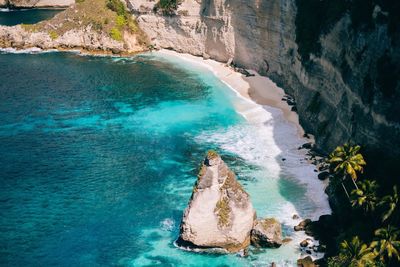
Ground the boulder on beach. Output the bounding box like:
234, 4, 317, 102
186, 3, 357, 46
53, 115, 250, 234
250, 218, 282, 248
177, 151, 256, 253
317, 171, 330, 180
300, 239, 309, 247
294, 219, 311, 231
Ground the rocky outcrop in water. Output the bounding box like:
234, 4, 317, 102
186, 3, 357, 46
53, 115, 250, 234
250, 218, 282, 248
0, 0, 73, 8
126, 0, 400, 165
177, 151, 256, 253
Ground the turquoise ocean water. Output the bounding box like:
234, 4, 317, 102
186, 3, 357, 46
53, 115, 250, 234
0, 51, 330, 266
0, 8, 62, 26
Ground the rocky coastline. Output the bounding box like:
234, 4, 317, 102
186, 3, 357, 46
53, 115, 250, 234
1, 1, 395, 265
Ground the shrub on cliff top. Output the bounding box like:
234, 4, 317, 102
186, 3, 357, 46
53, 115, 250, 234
49, 31, 59, 40
110, 27, 122, 41
21, 24, 39, 32
106, 0, 128, 18
154, 0, 182, 15
116, 15, 127, 27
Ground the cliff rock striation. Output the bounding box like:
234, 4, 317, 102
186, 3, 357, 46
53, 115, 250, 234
177, 151, 256, 253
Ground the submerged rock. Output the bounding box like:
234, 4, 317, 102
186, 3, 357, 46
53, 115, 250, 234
250, 218, 282, 248
177, 151, 256, 253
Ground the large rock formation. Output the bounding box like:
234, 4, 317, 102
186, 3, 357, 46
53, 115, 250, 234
177, 151, 256, 253
126, 0, 400, 169
0, 0, 74, 8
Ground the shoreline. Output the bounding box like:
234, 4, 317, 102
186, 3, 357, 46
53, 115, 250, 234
156, 48, 330, 208
157, 49, 310, 141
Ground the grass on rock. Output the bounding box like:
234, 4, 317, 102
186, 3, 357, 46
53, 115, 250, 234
215, 196, 231, 228
21, 0, 147, 45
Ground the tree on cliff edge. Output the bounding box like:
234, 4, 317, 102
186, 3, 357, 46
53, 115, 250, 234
328, 144, 366, 198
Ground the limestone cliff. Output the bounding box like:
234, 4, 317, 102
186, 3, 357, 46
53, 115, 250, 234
177, 151, 256, 253
0, 0, 74, 8
127, 0, 400, 167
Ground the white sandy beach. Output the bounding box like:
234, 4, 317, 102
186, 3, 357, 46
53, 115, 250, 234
157, 49, 308, 139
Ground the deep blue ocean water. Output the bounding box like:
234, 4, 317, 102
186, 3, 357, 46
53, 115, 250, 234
0, 9, 62, 26
0, 51, 330, 266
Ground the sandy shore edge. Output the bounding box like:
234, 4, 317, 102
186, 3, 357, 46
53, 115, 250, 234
157, 49, 312, 141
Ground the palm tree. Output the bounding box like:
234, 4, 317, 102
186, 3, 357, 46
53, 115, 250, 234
327, 144, 366, 198
351, 180, 379, 214
339, 236, 377, 266
379, 186, 399, 223
371, 226, 400, 263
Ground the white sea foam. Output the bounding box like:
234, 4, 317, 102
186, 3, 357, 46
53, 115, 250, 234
160, 218, 175, 232
0, 8, 31, 12
0, 47, 58, 54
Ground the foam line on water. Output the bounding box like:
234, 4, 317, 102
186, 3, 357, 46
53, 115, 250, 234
0, 47, 58, 54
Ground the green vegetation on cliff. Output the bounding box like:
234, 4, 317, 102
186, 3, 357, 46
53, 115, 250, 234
320, 144, 400, 266
154, 0, 182, 15
215, 196, 231, 228
21, 0, 147, 45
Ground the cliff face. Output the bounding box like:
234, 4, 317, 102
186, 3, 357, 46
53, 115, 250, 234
0, 0, 74, 8
128, 0, 400, 161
